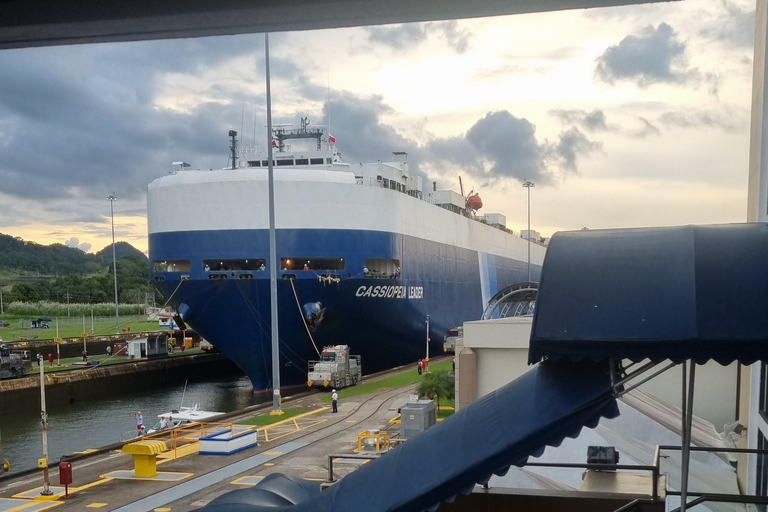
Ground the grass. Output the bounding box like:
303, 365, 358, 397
437, 397, 455, 419
237, 408, 306, 426
0, 319, 162, 342
319, 359, 452, 403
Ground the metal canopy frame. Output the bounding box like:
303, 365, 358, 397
608, 358, 706, 512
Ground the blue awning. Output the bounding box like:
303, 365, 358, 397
200, 359, 618, 512
529, 223, 768, 365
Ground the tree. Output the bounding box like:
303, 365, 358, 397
416, 369, 455, 409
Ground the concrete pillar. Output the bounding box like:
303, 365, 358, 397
456, 347, 477, 411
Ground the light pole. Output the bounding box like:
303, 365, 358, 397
107, 194, 120, 334
522, 180, 535, 282
265, 33, 283, 416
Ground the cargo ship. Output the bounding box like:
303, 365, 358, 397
147, 119, 546, 390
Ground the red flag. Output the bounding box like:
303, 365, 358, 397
271, 140, 277, 147
328, 134, 336, 143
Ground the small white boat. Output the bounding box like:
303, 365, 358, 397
146, 404, 224, 434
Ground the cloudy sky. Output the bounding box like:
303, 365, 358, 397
0, 0, 755, 253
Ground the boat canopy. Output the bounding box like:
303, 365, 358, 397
529, 223, 768, 365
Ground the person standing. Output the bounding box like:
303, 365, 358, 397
36, 353, 42, 367
82, 349, 88, 362
160, 416, 168, 430
331, 389, 338, 413
417, 359, 423, 375
135, 411, 144, 435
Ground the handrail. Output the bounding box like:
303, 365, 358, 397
326, 453, 380, 483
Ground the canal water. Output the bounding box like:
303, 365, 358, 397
0, 374, 271, 475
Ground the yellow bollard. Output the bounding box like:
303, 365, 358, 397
122, 440, 167, 478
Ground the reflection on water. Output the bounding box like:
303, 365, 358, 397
0, 374, 270, 475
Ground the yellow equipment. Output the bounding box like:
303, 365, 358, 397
122, 440, 168, 478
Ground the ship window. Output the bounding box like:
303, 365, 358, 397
363, 259, 400, 279
310, 158, 324, 165
383, 178, 389, 188
281, 258, 345, 271
390, 181, 396, 190
276, 159, 294, 166
208, 274, 228, 280
295, 158, 309, 165
153, 260, 191, 272
262, 160, 275, 166
203, 259, 265, 271
326, 158, 332, 164
247, 160, 261, 167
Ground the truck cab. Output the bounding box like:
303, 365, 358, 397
307, 345, 361, 389
0, 344, 31, 379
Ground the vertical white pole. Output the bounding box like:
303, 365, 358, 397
109, 195, 120, 334
265, 33, 282, 415
55, 319, 60, 366
425, 315, 430, 371
39, 362, 52, 496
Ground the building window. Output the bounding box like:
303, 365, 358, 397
281, 258, 345, 271
296, 158, 309, 165
153, 260, 191, 272
203, 259, 266, 271
276, 159, 293, 166
310, 158, 324, 165
363, 259, 400, 279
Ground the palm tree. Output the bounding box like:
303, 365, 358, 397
416, 369, 455, 409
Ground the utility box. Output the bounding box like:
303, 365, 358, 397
400, 399, 437, 439
59, 461, 73, 485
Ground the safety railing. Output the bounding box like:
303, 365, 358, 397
326, 453, 380, 483
657, 445, 768, 512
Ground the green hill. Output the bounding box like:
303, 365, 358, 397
0, 234, 158, 305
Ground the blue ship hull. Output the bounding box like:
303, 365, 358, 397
150, 228, 541, 390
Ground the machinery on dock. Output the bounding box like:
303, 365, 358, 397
0, 343, 31, 379
307, 345, 361, 389
443, 326, 463, 353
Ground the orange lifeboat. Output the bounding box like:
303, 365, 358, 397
467, 193, 483, 211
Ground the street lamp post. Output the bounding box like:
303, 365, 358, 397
265, 33, 283, 416
107, 194, 119, 334
522, 180, 535, 282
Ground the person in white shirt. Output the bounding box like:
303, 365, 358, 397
331, 389, 338, 413
160, 417, 168, 430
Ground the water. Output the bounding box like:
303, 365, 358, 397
0, 374, 271, 475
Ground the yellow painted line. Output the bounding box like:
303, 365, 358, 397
73, 449, 98, 455
264, 451, 282, 456
264, 463, 274, 467
71, 478, 113, 492
254, 407, 329, 432
154, 509, 172, 512
345, 420, 357, 423
86, 504, 108, 508
230, 475, 264, 486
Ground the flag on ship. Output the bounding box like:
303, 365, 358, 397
328, 134, 336, 143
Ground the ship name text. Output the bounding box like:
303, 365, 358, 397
355, 285, 424, 299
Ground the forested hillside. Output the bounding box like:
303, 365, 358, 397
0, 234, 159, 305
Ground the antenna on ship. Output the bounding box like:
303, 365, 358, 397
229, 130, 238, 170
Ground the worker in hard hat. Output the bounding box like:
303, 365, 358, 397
331, 389, 338, 413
